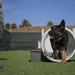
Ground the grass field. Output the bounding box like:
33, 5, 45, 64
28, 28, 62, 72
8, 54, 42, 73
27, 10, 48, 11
0, 50, 75, 75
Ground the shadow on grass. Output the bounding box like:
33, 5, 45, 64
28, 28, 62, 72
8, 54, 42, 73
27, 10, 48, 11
0, 58, 7, 60
67, 59, 75, 62
29, 53, 54, 63
29, 60, 54, 63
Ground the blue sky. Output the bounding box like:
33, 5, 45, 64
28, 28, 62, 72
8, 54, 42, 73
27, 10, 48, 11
2, 0, 75, 27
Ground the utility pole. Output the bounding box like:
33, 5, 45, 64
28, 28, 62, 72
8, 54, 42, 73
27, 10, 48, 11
10, 23, 12, 32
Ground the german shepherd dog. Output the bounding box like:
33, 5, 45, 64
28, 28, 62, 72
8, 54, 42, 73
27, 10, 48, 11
48, 20, 68, 64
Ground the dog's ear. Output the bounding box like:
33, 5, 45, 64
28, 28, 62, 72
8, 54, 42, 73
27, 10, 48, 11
59, 20, 65, 29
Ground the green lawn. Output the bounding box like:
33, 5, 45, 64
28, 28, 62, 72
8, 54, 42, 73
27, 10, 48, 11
0, 50, 75, 75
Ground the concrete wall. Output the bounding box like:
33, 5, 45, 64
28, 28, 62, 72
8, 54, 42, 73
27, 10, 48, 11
9, 32, 41, 50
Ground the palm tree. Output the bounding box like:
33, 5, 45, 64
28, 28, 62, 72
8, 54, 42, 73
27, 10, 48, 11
21, 19, 32, 27
11, 23, 17, 29
47, 21, 53, 26
5, 23, 10, 30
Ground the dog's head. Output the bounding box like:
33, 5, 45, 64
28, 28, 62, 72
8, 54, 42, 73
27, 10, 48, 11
48, 20, 65, 41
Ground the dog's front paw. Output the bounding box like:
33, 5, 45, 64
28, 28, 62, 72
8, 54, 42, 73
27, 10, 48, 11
61, 60, 67, 64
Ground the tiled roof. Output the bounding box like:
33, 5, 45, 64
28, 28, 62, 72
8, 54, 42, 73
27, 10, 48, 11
8, 26, 51, 32
8, 26, 75, 32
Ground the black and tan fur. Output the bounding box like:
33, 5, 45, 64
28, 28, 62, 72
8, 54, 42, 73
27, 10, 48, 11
48, 20, 68, 64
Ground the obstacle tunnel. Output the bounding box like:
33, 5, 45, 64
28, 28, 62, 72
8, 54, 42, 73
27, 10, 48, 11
41, 27, 75, 62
